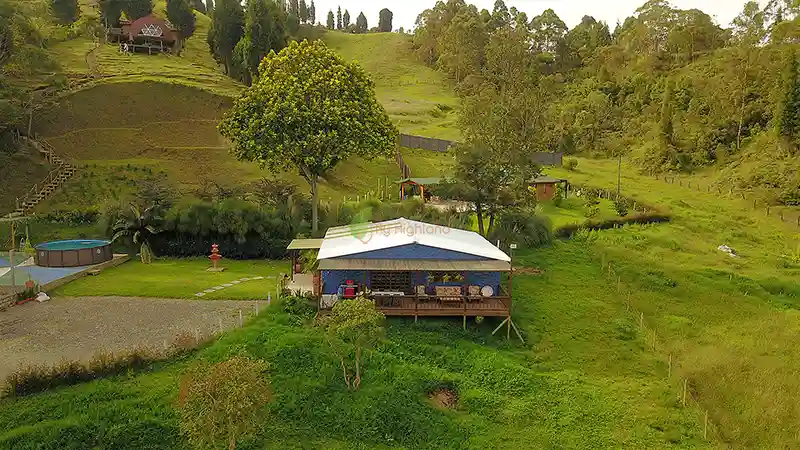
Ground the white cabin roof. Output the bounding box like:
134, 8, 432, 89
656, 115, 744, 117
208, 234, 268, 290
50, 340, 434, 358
317, 218, 510, 262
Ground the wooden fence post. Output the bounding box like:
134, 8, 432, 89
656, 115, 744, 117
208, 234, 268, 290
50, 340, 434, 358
668, 353, 672, 378
682, 379, 688, 406
639, 312, 644, 330
255, 302, 260, 316
238, 310, 243, 328
704, 411, 708, 439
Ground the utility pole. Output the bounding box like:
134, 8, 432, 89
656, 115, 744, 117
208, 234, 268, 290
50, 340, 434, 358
617, 154, 622, 196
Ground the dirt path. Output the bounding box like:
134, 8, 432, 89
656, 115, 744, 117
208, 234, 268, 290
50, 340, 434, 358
0, 296, 259, 380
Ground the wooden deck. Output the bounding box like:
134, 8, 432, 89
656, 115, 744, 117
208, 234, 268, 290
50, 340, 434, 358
370, 295, 511, 317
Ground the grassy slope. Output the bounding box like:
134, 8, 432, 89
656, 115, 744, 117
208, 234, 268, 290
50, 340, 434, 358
22, 31, 458, 214
323, 32, 461, 141
0, 145, 51, 214
0, 246, 710, 449
545, 158, 800, 447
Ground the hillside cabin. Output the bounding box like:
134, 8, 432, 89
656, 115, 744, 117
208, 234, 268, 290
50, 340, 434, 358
288, 218, 513, 320
108, 14, 178, 54
530, 175, 569, 201
396, 177, 442, 203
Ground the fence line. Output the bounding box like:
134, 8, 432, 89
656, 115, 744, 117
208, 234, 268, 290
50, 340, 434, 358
599, 257, 718, 443
397, 133, 564, 166
658, 174, 800, 229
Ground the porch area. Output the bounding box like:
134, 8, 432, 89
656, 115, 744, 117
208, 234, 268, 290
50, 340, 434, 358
369, 292, 511, 317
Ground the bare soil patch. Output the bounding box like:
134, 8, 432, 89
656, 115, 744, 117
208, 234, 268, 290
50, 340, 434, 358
0, 296, 257, 380
428, 388, 459, 409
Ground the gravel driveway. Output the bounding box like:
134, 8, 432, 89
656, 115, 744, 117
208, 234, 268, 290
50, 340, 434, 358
0, 296, 260, 380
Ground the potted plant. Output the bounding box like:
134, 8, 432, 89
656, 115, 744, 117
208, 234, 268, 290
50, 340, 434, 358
441, 274, 451, 283
426, 274, 435, 284
453, 273, 464, 282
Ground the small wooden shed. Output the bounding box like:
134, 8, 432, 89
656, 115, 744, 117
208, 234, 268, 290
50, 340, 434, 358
530, 175, 568, 201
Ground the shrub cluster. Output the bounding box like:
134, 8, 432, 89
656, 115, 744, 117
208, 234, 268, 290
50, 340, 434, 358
554, 210, 672, 238
3, 332, 209, 397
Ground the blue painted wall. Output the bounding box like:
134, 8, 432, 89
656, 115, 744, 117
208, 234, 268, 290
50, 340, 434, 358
321, 270, 501, 296
336, 243, 489, 260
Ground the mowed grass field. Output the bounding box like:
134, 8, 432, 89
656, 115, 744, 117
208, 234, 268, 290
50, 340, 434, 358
54, 258, 289, 300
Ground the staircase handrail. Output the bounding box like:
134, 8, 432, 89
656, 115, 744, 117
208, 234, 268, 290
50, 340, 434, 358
16, 161, 69, 211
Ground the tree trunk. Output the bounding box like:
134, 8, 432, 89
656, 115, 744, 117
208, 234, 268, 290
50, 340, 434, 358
487, 212, 496, 238
339, 356, 350, 389
354, 346, 362, 390
475, 202, 485, 236
229, 434, 236, 450
311, 174, 319, 234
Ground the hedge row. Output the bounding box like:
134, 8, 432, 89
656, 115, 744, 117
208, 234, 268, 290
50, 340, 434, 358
554, 210, 672, 238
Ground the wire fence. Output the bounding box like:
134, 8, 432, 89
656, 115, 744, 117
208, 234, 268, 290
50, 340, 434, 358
598, 256, 717, 443
658, 174, 800, 229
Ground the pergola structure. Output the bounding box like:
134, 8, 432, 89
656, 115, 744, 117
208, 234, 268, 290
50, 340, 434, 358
395, 177, 442, 203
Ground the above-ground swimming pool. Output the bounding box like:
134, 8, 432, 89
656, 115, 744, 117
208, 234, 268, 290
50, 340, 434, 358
35, 240, 113, 267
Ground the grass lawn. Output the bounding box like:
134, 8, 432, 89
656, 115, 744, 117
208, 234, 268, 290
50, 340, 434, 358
537, 197, 619, 230
54, 258, 290, 300
0, 240, 712, 449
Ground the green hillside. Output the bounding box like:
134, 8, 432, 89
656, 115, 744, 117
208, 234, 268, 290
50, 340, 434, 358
323, 32, 461, 141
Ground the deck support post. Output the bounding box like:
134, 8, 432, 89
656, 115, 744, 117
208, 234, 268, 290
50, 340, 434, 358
463, 315, 466, 330
492, 317, 510, 335
507, 315, 511, 339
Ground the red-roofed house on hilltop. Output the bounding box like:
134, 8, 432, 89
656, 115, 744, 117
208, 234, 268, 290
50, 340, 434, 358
108, 14, 178, 54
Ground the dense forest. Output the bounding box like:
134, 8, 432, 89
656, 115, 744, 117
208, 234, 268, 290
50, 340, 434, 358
413, 0, 800, 206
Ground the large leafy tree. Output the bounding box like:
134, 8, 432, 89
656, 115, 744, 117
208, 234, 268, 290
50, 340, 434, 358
298, 0, 307, 24
166, 0, 196, 42
111, 204, 161, 264
437, 4, 485, 82
207, 0, 244, 75
530, 8, 568, 54
233, 0, 286, 85
378, 8, 393, 32
52, 0, 79, 25
219, 40, 398, 233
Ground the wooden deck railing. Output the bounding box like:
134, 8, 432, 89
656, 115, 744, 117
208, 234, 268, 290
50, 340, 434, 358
370, 295, 511, 317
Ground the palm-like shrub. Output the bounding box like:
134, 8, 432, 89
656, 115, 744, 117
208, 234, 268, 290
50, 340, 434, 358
111, 204, 161, 264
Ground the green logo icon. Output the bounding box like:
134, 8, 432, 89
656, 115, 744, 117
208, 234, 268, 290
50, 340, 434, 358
347, 207, 373, 244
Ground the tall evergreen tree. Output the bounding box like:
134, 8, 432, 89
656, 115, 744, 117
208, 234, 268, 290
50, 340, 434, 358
343, 10, 350, 28
336, 6, 342, 29
205, 0, 213, 15
776, 53, 800, 148
167, 0, 197, 42
355, 11, 367, 33
309, 0, 315, 24
378, 8, 393, 32
288, 0, 298, 17
299, 0, 307, 24
235, 0, 287, 84
99, 0, 123, 27
123, 0, 153, 20
207, 0, 244, 75
52, 0, 79, 24
326, 9, 334, 29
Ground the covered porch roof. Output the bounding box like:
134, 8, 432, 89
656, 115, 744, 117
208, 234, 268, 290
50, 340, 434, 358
318, 258, 511, 272
287, 238, 324, 250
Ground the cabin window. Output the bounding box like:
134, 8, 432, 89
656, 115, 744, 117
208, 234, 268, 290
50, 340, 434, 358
370, 271, 412, 294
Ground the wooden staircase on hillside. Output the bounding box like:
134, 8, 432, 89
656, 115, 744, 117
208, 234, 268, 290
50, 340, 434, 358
9, 137, 78, 217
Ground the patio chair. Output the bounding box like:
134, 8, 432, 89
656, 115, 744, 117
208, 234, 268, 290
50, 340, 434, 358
466, 285, 482, 302
415, 285, 429, 301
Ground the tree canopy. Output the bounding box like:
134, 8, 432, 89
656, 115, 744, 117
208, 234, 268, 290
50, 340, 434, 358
378, 8, 393, 32
219, 40, 398, 233
355, 11, 367, 33
233, 0, 287, 85
166, 0, 196, 42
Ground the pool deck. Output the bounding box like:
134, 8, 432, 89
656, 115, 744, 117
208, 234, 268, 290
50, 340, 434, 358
0, 254, 130, 309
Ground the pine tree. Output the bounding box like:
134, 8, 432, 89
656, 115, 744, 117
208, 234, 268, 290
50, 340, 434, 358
326, 9, 334, 29
205, 0, 213, 14
207, 0, 244, 75
299, 0, 307, 24
288, 0, 298, 17
52, 0, 79, 24
167, 0, 196, 41
236, 0, 287, 84
336, 6, 342, 30
309, 0, 315, 24
343, 9, 350, 28
378, 8, 393, 32
99, 0, 123, 27
123, 0, 153, 20
355, 11, 367, 33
